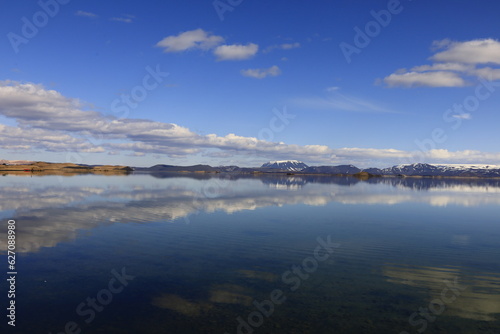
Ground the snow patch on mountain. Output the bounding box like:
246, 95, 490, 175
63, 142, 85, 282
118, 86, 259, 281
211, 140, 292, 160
374, 163, 500, 177
261, 160, 309, 171
434, 164, 500, 170
267, 160, 303, 164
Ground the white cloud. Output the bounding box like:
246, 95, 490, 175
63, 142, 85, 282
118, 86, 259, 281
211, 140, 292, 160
424, 149, 500, 163
155, 29, 259, 63
431, 39, 500, 64
333, 147, 412, 159
471, 67, 500, 80
240, 65, 281, 79
75, 10, 98, 18
1, 81, 500, 166
410, 63, 472, 72
382, 39, 500, 88
214, 43, 259, 61
0, 81, 332, 162
0, 123, 105, 153
156, 29, 224, 53
281, 42, 300, 50
383, 71, 467, 88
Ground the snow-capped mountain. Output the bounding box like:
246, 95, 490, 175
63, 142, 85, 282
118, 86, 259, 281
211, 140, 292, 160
364, 163, 500, 177
258, 162, 500, 176
261, 160, 309, 171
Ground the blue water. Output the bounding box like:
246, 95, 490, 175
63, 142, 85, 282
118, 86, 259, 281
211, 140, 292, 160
1, 174, 499, 333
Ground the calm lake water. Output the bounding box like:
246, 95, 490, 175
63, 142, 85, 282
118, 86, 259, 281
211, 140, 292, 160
1, 173, 500, 334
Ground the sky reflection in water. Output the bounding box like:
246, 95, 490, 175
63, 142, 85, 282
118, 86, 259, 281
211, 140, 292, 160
0, 174, 499, 333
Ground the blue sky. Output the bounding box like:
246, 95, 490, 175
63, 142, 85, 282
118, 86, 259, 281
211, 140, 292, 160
1, 0, 500, 167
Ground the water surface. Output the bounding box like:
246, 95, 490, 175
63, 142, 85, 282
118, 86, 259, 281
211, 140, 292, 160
1, 174, 499, 333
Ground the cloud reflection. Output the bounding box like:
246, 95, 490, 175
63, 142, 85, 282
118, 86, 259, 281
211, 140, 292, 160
383, 264, 500, 321
1, 175, 500, 254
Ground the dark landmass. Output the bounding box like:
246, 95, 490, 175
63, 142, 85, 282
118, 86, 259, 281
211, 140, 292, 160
364, 163, 500, 178
135, 162, 500, 178
301, 164, 361, 174
133, 164, 218, 173
2, 160, 500, 178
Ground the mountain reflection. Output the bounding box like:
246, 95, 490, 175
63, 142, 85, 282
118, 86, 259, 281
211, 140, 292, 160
1, 174, 500, 253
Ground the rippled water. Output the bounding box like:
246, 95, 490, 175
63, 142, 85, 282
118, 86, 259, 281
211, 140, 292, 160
1, 174, 499, 333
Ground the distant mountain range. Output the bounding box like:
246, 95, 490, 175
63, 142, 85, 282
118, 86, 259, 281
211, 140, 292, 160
134, 160, 500, 178
364, 163, 500, 177
302, 164, 361, 174
258, 161, 363, 174
134, 164, 217, 172
262, 161, 500, 177
3, 159, 500, 178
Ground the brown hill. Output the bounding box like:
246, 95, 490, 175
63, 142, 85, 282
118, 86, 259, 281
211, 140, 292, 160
0, 162, 132, 175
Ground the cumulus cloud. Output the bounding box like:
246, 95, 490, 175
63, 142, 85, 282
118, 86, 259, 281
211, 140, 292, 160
410, 63, 472, 72
383, 71, 467, 88
214, 43, 259, 61
424, 149, 500, 162
1, 81, 499, 166
0, 123, 105, 153
156, 29, 224, 53
155, 29, 259, 63
431, 39, 500, 64
382, 39, 500, 88
240, 65, 281, 79
471, 67, 500, 80
0, 81, 332, 162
